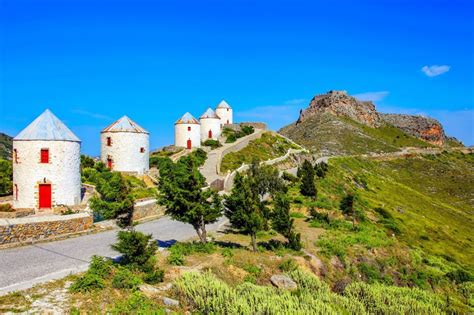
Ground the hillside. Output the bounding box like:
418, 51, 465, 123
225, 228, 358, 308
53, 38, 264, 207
0, 133, 13, 160
279, 91, 461, 155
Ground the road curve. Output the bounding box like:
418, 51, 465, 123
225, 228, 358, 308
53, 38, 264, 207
0, 216, 226, 295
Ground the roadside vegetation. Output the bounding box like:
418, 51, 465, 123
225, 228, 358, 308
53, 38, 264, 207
223, 125, 254, 143
0, 158, 12, 196
220, 132, 299, 172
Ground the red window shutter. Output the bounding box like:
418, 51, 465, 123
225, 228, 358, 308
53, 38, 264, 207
188, 126, 191, 131
40, 149, 49, 163
140, 147, 145, 153
107, 137, 112, 146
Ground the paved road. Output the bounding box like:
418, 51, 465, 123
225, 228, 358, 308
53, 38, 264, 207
0, 216, 226, 295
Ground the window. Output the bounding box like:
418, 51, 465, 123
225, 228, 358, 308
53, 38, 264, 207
13, 149, 18, 163
14, 184, 18, 201
140, 147, 145, 153
40, 149, 49, 163
107, 137, 112, 146
188, 126, 191, 131
107, 157, 113, 170
227, 108, 229, 112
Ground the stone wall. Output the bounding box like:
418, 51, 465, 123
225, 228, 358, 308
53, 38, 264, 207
133, 198, 164, 221
0, 213, 92, 246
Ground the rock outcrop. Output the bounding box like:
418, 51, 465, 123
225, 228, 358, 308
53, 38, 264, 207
380, 114, 447, 146
296, 90, 382, 128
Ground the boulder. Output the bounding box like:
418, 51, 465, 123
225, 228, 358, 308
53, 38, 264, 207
162, 297, 180, 307
270, 274, 297, 290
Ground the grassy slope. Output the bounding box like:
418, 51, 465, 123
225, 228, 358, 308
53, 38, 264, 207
220, 132, 299, 172
279, 112, 432, 155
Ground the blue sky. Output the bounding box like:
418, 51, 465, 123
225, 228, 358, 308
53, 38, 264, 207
1, 0, 473, 155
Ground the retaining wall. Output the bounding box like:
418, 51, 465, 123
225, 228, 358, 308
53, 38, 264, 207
0, 213, 93, 246
133, 198, 164, 221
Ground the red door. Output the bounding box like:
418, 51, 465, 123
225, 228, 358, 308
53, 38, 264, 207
107, 158, 113, 170
187, 139, 192, 149
208, 129, 212, 139
39, 184, 52, 208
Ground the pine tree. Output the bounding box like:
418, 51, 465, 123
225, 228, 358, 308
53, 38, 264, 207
340, 193, 356, 228
300, 160, 317, 198
159, 155, 223, 243
271, 193, 302, 250
225, 173, 267, 252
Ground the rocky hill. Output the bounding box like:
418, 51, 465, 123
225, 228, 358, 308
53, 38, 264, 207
0, 133, 12, 160
280, 91, 461, 155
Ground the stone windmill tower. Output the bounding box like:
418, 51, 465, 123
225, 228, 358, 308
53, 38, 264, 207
215, 100, 233, 127
101, 116, 149, 175
12, 109, 81, 210
175, 112, 201, 149
199, 108, 221, 141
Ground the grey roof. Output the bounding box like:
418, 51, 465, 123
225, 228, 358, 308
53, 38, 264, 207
175, 112, 200, 124
216, 100, 231, 109
14, 109, 81, 142
102, 116, 149, 134
200, 107, 220, 119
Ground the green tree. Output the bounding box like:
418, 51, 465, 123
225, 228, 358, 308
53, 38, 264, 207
248, 160, 287, 200
271, 193, 302, 250
225, 172, 267, 251
80, 154, 95, 170
111, 230, 157, 272
0, 159, 13, 196
314, 161, 328, 178
159, 155, 222, 243
300, 160, 317, 198
340, 193, 356, 228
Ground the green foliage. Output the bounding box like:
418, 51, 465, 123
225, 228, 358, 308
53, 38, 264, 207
111, 230, 157, 272
0, 133, 12, 160
0, 203, 13, 212
225, 172, 267, 252
248, 160, 287, 198
339, 193, 354, 216
178, 148, 208, 167
300, 160, 317, 198
143, 269, 164, 284
344, 282, 444, 314
88, 256, 113, 279
282, 171, 298, 183
110, 292, 165, 314
149, 155, 173, 170
202, 139, 222, 149
167, 241, 216, 265
80, 154, 95, 170
70, 273, 105, 293
0, 159, 12, 196
159, 151, 222, 243
223, 126, 254, 143
112, 268, 142, 290
446, 269, 473, 284
271, 193, 302, 250
167, 252, 185, 266
221, 132, 296, 172
314, 161, 328, 178
279, 258, 298, 272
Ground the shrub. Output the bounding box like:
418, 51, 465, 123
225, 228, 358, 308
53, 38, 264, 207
88, 255, 113, 279
143, 269, 164, 284
0, 159, 13, 196
279, 258, 298, 272
0, 203, 13, 212
358, 263, 382, 283
112, 268, 142, 290
110, 292, 163, 313
167, 252, 185, 266
70, 273, 105, 293
111, 230, 157, 271
202, 139, 222, 149
282, 171, 298, 183
446, 269, 473, 284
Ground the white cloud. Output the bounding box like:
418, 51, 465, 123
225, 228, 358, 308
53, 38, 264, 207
421, 65, 450, 77
72, 109, 112, 120
353, 91, 389, 102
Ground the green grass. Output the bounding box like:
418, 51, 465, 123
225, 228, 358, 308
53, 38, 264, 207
220, 132, 299, 172
279, 112, 432, 155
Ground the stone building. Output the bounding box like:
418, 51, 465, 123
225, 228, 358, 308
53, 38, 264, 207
215, 100, 233, 127
199, 108, 221, 141
101, 116, 149, 175
175, 112, 201, 149
12, 109, 81, 210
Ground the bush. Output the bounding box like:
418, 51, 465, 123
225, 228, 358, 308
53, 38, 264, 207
0, 159, 12, 196
110, 292, 163, 313
167, 242, 216, 265
111, 230, 157, 271
70, 273, 105, 293
112, 268, 142, 290
0, 203, 13, 212
167, 252, 185, 266
88, 256, 113, 279
143, 269, 164, 284
279, 258, 298, 272
446, 269, 473, 284
282, 171, 298, 183
202, 139, 222, 149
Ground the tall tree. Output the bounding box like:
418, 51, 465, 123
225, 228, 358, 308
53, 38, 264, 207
271, 193, 302, 250
340, 193, 356, 228
248, 159, 287, 200
300, 160, 317, 198
159, 155, 222, 243
225, 172, 267, 251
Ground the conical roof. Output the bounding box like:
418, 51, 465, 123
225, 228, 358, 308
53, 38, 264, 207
14, 109, 81, 142
102, 116, 149, 134
175, 112, 200, 125
200, 107, 220, 119
216, 100, 231, 109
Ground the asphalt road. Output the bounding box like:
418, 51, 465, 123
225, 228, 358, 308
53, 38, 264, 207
0, 216, 226, 295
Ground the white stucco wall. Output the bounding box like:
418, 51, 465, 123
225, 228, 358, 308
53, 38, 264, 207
12, 140, 81, 209
101, 132, 149, 174
216, 107, 233, 126
175, 123, 201, 148
200, 118, 221, 141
